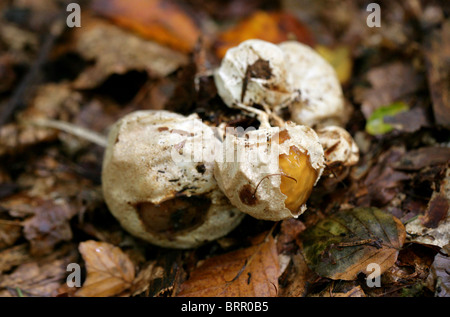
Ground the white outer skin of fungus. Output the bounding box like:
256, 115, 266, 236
214, 39, 294, 111
214, 122, 324, 221
102, 110, 244, 248
278, 41, 347, 128
316, 126, 359, 166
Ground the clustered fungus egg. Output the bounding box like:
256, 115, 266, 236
101, 110, 244, 249
214, 39, 294, 112
101, 39, 360, 249
214, 39, 348, 128
279, 41, 347, 128
315, 126, 359, 168
213, 122, 325, 221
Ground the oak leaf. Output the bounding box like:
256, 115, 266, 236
76, 240, 135, 297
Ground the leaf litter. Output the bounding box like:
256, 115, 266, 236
0, 0, 449, 298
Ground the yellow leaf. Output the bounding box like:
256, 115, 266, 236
315, 45, 353, 84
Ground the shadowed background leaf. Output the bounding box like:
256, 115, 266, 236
301, 207, 406, 280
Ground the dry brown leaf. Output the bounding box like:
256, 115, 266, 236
23, 199, 77, 256
426, 244, 450, 297
130, 261, 159, 296
311, 282, 366, 297
278, 252, 312, 297
0, 83, 82, 156
177, 234, 279, 297
91, 0, 200, 53
406, 167, 450, 248
393, 147, 450, 172
71, 17, 188, 90
0, 244, 78, 297
354, 61, 424, 119
76, 240, 135, 297
0, 244, 31, 274
358, 146, 410, 206
215, 11, 315, 59
0, 221, 22, 250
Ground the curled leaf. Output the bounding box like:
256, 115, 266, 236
301, 207, 406, 280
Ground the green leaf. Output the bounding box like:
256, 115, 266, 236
365, 102, 409, 135
300, 207, 406, 280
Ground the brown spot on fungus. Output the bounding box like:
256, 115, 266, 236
239, 184, 258, 206
136, 196, 211, 236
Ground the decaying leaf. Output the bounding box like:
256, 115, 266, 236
354, 61, 424, 119
177, 234, 279, 297
72, 17, 188, 89
426, 244, 450, 297
310, 282, 366, 297
393, 147, 450, 171
215, 11, 314, 59
359, 146, 410, 206
382, 106, 430, 134
91, 0, 200, 53
0, 244, 31, 274
0, 220, 22, 250
301, 207, 406, 280
278, 252, 312, 297
23, 199, 77, 256
76, 240, 135, 297
0, 83, 82, 156
130, 261, 159, 296
0, 244, 78, 297
131, 250, 183, 297
406, 167, 450, 248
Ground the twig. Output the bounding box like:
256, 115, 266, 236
31, 118, 108, 147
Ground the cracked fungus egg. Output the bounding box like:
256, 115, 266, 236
214, 39, 348, 128
316, 126, 359, 168
279, 41, 347, 127
102, 110, 244, 249
214, 122, 325, 221
214, 39, 294, 111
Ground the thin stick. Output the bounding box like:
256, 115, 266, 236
31, 119, 108, 147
